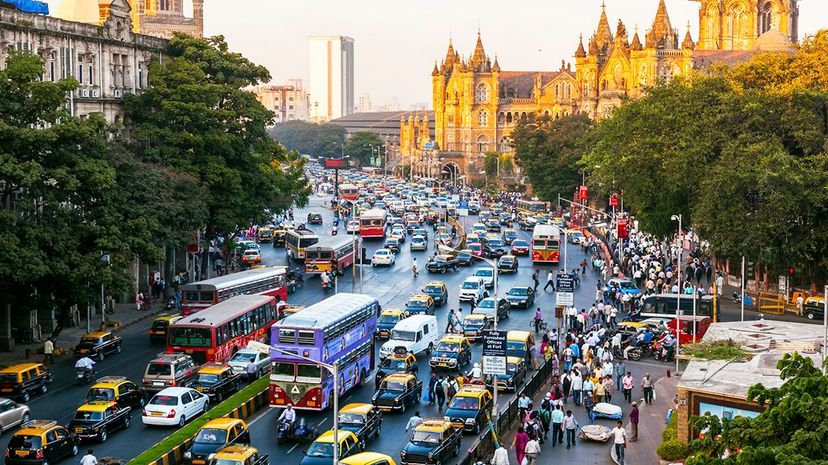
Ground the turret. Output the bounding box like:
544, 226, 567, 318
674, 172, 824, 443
492, 55, 501, 73
631, 27, 643, 51
682, 22, 695, 49
575, 34, 587, 58
595, 1, 613, 49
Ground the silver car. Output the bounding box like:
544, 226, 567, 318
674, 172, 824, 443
0, 398, 30, 433
227, 349, 271, 379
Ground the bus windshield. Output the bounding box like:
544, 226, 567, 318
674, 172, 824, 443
168, 327, 212, 347
270, 362, 295, 382
297, 364, 322, 383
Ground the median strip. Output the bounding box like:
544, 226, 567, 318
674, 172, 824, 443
128, 376, 269, 465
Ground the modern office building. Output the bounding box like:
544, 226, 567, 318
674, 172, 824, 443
308, 35, 354, 121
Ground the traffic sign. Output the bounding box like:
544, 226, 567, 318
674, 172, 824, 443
458, 199, 469, 209
482, 356, 506, 375
457, 208, 469, 217
556, 275, 575, 293
556, 292, 574, 306
482, 330, 508, 375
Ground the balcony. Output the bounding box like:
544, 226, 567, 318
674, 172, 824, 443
599, 89, 627, 99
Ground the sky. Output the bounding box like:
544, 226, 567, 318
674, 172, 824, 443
48, 0, 828, 107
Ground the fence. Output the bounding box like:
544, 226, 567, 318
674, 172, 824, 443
460, 359, 554, 465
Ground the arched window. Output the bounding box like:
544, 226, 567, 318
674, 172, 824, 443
506, 87, 515, 98
506, 112, 513, 124
555, 84, 560, 99
565, 84, 571, 99
521, 112, 527, 119
476, 135, 489, 153
760, 2, 773, 34
478, 110, 488, 126
499, 136, 511, 152
498, 112, 506, 125
476, 84, 490, 103
544, 110, 550, 117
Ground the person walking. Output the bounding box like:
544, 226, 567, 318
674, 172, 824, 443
434, 376, 446, 410
629, 402, 639, 442
491, 444, 510, 465
532, 271, 540, 292
561, 371, 572, 404
427, 373, 438, 405
80, 449, 98, 465
642, 373, 654, 405
533, 308, 543, 333
513, 426, 531, 465
524, 436, 541, 465
43, 338, 54, 365
550, 404, 564, 447
543, 270, 556, 292
445, 308, 456, 333
614, 360, 626, 391
518, 393, 531, 421
405, 411, 423, 432
612, 420, 627, 465
563, 410, 578, 449
583, 391, 595, 422
571, 370, 583, 406
622, 372, 635, 403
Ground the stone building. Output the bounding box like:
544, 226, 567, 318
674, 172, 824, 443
0, 0, 168, 125
52, 0, 203, 39
253, 84, 310, 125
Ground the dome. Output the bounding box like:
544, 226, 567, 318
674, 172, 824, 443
52, 0, 101, 24
754, 30, 795, 52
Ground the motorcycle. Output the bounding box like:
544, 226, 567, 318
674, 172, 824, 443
331, 226, 338, 236
653, 340, 675, 362
165, 296, 178, 312
75, 367, 96, 386
286, 269, 304, 294
276, 418, 318, 444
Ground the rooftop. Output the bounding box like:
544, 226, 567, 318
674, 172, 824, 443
678, 320, 824, 398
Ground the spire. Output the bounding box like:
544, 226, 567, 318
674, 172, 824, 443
595, 1, 613, 48
588, 35, 599, 56
650, 0, 675, 46
471, 31, 488, 70
444, 39, 455, 66
682, 21, 694, 49
631, 26, 643, 51
575, 33, 587, 58
492, 54, 501, 72
432, 60, 439, 76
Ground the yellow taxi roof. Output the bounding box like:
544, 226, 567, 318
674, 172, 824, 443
507, 330, 532, 341
198, 364, 231, 375
619, 321, 648, 328
153, 314, 181, 323
83, 331, 110, 338
339, 403, 374, 415
380, 308, 406, 316
439, 334, 467, 343
384, 373, 415, 382
340, 452, 397, 465
456, 385, 488, 397
91, 376, 128, 389
409, 295, 432, 301
506, 356, 524, 364
425, 281, 446, 287
77, 401, 115, 412
202, 418, 246, 430
16, 420, 58, 436
0, 363, 43, 373
416, 419, 452, 432
316, 429, 358, 444
212, 445, 258, 460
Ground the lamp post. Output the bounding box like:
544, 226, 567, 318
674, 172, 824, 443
671, 214, 682, 374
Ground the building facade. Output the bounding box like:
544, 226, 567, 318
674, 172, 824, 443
0, 0, 168, 124
308, 35, 354, 122
52, 0, 203, 39
253, 84, 309, 125
408, 0, 799, 181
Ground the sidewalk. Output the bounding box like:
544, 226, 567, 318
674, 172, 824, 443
5, 301, 165, 366
621, 374, 678, 464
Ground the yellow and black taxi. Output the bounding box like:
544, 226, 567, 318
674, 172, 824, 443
506, 330, 535, 367
307, 212, 324, 225
4, 420, 79, 465
185, 418, 250, 465
337, 403, 383, 449
272, 228, 287, 248
148, 314, 182, 344
67, 400, 131, 442
399, 419, 461, 465
428, 335, 471, 371
375, 348, 418, 387
208, 445, 269, 465
371, 373, 423, 413
404, 294, 435, 316
84, 376, 145, 410
73, 331, 122, 362
462, 314, 491, 341
443, 384, 493, 434
376, 309, 409, 339
804, 295, 825, 320
340, 452, 397, 465
421, 281, 448, 307
0, 363, 52, 403
300, 429, 361, 465
486, 356, 527, 392
189, 363, 241, 403
256, 227, 273, 243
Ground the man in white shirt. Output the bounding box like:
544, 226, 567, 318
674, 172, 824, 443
75, 356, 95, 372
490, 444, 510, 465
278, 404, 296, 425
524, 437, 541, 465
80, 449, 97, 465
612, 420, 627, 464
405, 411, 423, 431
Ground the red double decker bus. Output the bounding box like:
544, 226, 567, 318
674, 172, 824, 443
338, 183, 359, 201
359, 208, 387, 239
167, 294, 278, 364
180, 267, 288, 315
531, 224, 561, 264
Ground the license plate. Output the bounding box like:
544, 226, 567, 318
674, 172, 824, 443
150, 411, 163, 416
439, 363, 448, 367
1, 388, 11, 393
380, 407, 392, 412
192, 460, 205, 465
152, 381, 164, 387
196, 386, 203, 391
15, 450, 28, 457
75, 427, 84, 433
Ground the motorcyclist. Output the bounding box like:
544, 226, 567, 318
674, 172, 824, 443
320, 271, 331, 290
470, 363, 482, 380
412, 259, 419, 278
659, 333, 676, 360
75, 356, 96, 376
278, 404, 296, 429
623, 333, 640, 359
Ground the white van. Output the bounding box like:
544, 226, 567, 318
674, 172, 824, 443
379, 314, 439, 359
459, 277, 487, 302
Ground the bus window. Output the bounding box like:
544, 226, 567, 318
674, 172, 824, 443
271, 363, 295, 382
279, 329, 295, 344
298, 330, 315, 345
297, 364, 322, 383
533, 239, 546, 248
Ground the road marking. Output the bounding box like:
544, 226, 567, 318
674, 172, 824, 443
246, 406, 273, 426
316, 417, 328, 427
287, 443, 299, 454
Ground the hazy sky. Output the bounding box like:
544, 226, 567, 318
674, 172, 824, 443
50, 0, 828, 107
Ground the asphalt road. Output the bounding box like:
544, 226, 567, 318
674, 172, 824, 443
2, 193, 681, 464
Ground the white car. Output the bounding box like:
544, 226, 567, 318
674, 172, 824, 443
372, 249, 396, 266
346, 220, 360, 234
410, 235, 428, 251
459, 277, 487, 303
474, 267, 496, 288
227, 349, 271, 378
141, 387, 209, 427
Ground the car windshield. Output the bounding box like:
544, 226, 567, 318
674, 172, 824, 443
74, 410, 104, 421
338, 413, 365, 424
412, 431, 441, 444
390, 330, 416, 342
383, 381, 406, 391
213, 460, 244, 465
0, 373, 18, 383
168, 327, 212, 347
195, 374, 220, 384
230, 352, 256, 363
476, 269, 493, 277
80, 337, 101, 345
86, 388, 115, 400
508, 288, 527, 296
479, 300, 494, 309
382, 359, 407, 371
448, 396, 479, 410
507, 363, 518, 373
150, 395, 179, 406
146, 363, 172, 376
436, 342, 460, 352
465, 318, 484, 327
306, 442, 334, 457
195, 428, 228, 445
618, 281, 638, 290
407, 300, 427, 308
462, 281, 479, 289
375, 250, 389, 256
513, 240, 528, 247
378, 314, 399, 324
507, 341, 526, 357
424, 285, 443, 294
499, 258, 514, 265
8, 435, 41, 450
488, 240, 504, 247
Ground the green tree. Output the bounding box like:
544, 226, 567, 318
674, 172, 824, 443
483, 152, 500, 178
512, 114, 592, 202
687, 353, 828, 465
344, 132, 384, 166
269, 120, 346, 158
125, 35, 309, 271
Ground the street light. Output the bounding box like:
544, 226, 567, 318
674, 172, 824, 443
671, 214, 682, 374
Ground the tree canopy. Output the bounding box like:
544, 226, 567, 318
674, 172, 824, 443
269, 120, 346, 158
687, 353, 828, 465
344, 131, 385, 166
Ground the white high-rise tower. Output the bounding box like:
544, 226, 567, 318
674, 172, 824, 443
308, 35, 354, 122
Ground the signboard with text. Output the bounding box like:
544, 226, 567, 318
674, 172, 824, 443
482, 330, 508, 375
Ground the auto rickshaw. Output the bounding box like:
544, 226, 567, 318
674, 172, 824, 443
272, 229, 287, 248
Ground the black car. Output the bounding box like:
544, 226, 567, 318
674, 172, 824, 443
496, 255, 519, 273
505, 286, 536, 309
400, 420, 462, 465
804, 296, 825, 320
483, 240, 508, 259
384, 237, 401, 253
338, 403, 383, 449
374, 352, 418, 388
371, 374, 422, 413
473, 298, 511, 322
188, 365, 241, 403
426, 255, 459, 274
486, 357, 527, 392
307, 212, 323, 224
73, 332, 122, 362
455, 250, 475, 266
67, 401, 131, 443
428, 336, 472, 371
485, 219, 501, 232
